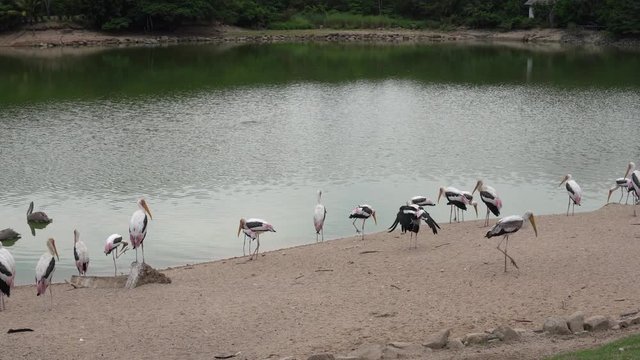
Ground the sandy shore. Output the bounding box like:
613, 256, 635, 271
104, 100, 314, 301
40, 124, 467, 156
0, 25, 624, 48
2, 204, 640, 359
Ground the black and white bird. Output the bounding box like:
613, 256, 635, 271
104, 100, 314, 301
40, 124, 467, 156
607, 177, 636, 204
27, 201, 52, 223
73, 229, 89, 276
129, 198, 153, 264
36, 238, 59, 310
559, 174, 582, 216
348, 205, 377, 240
313, 190, 327, 242
409, 196, 436, 207
437, 187, 469, 223
388, 204, 440, 248
624, 162, 640, 216
485, 211, 538, 272
104, 234, 128, 276
237, 218, 276, 260
472, 180, 503, 227
0, 242, 16, 311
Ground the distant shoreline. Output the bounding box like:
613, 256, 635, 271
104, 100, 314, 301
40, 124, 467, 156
1, 25, 638, 49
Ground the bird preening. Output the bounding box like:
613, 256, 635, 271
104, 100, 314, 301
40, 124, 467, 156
238, 218, 276, 260
348, 205, 377, 240
104, 234, 128, 276
388, 204, 440, 249
485, 211, 538, 272
560, 174, 582, 216
36, 238, 59, 310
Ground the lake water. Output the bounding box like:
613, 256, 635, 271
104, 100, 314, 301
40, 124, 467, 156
1, 43, 639, 284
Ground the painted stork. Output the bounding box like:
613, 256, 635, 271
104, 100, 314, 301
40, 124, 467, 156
0, 242, 15, 311
624, 162, 640, 216
485, 211, 538, 272
437, 187, 471, 223
129, 198, 153, 264
607, 177, 636, 204
472, 180, 503, 227
409, 196, 436, 207
559, 174, 582, 216
0, 228, 20, 242
27, 201, 52, 223
313, 190, 327, 242
36, 238, 59, 310
348, 205, 377, 240
237, 218, 276, 260
388, 204, 440, 248
104, 234, 128, 276
241, 228, 257, 256
73, 229, 89, 276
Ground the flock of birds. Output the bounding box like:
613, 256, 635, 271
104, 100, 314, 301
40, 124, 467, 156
0, 162, 638, 312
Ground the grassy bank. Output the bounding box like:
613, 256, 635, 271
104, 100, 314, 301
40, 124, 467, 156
549, 334, 640, 359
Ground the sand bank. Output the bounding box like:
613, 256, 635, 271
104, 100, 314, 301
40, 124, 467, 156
2, 204, 640, 359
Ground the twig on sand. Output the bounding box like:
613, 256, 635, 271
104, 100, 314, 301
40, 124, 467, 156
214, 352, 241, 359
360, 250, 380, 254
315, 269, 333, 272
512, 319, 533, 323
295, 274, 304, 280
621, 310, 640, 317
390, 284, 401, 290
8, 328, 34, 334
434, 243, 450, 249
614, 298, 627, 302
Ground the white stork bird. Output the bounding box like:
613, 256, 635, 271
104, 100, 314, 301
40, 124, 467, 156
129, 198, 153, 264
0, 242, 16, 311
473, 180, 503, 227
409, 196, 436, 207
607, 177, 636, 204
437, 187, 473, 223
313, 190, 327, 242
73, 229, 89, 276
36, 238, 59, 310
559, 174, 582, 216
624, 162, 640, 216
104, 234, 128, 276
348, 205, 377, 240
237, 218, 276, 260
485, 211, 538, 272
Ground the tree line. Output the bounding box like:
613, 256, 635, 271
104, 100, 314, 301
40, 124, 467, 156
0, 0, 638, 36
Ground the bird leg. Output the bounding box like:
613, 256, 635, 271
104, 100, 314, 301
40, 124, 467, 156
0, 294, 4, 311
496, 235, 518, 272
361, 219, 366, 240
49, 278, 53, 310
352, 219, 361, 234
449, 205, 453, 224
142, 243, 146, 264
572, 202, 575, 216
135, 248, 139, 264
321, 228, 324, 242
566, 198, 571, 216
252, 235, 261, 260
112, 252, 118, 276
619, 189, 624, 204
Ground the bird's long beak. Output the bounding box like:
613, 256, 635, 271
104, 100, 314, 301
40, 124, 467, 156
559, 175, 568, 187
53, 242, 60, 261
473, 203, 478, 217
73, 229, 79, 243
472, 181, 480, 195
237, 221, 242, 237
625, 163, 632, 178
530, 215, 538, 237
372, 212, 378, 225
437, 188, 443, 203
607, 188, 614, 203
142, 201, 153, 220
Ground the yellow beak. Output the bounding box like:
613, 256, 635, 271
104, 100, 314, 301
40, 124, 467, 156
472, 181, 480, 195
607, 189, 614, 203
53, 242, 60, 261
237, 223, 242, 237
437, 188, 443, 203
372, 212, 377, 225
142, 202, 153, 220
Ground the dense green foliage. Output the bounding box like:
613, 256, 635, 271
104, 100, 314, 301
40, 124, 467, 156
0, 0, 638, 36
549, 333, 640, 359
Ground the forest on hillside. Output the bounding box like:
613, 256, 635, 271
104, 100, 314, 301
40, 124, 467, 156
0, 0, 638, 36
